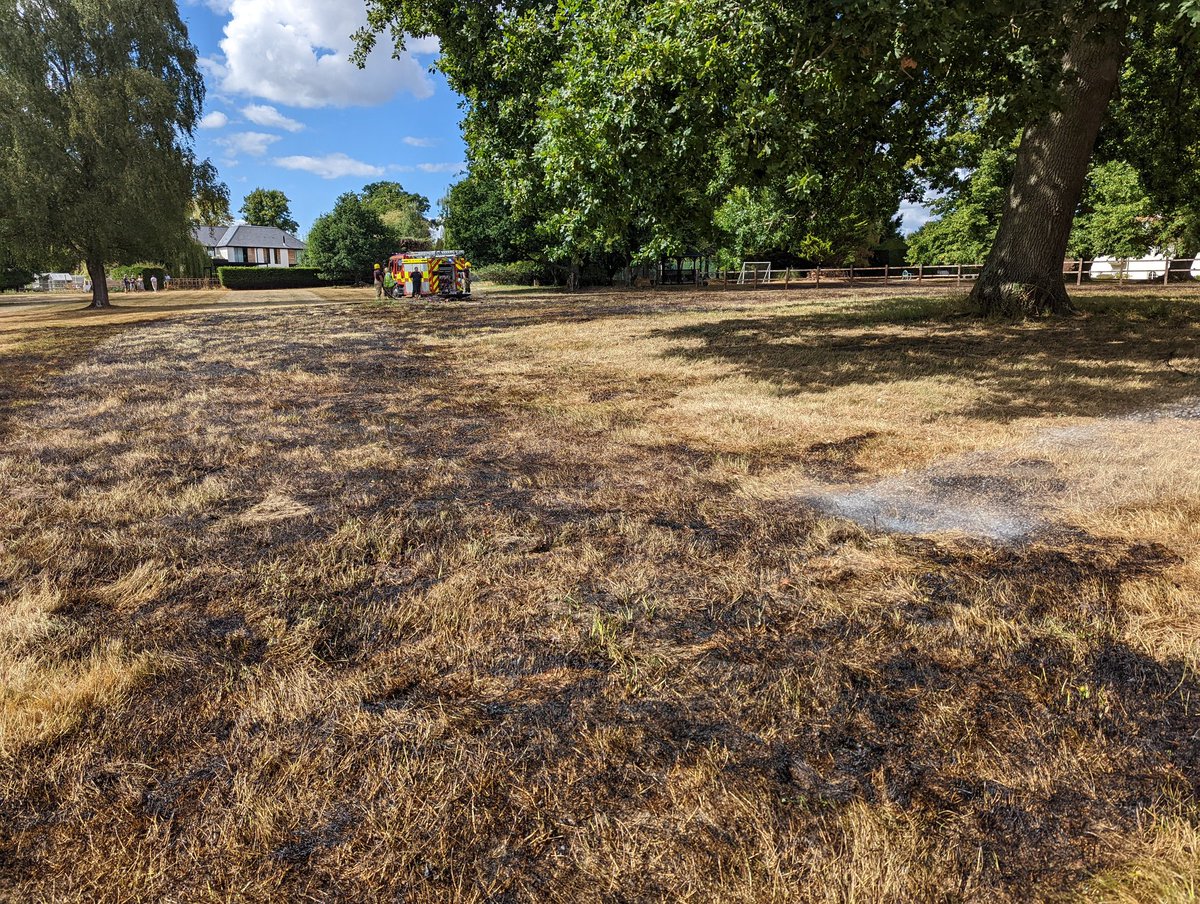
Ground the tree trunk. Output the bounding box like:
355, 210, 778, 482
971, 19, 1127, 317
86, 258, 110, 309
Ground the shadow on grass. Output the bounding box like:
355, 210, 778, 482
652, 294, 1200, 421
0, 327, 123, 441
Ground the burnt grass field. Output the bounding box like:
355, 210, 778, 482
1, 285, 1198, 902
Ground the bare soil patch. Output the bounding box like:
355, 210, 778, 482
1, 286, 1198, 901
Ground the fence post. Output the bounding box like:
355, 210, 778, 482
884, 264, 890, 285
956, 263, 962, 285
849, 264, 854, 285
1076, 259, 1084, 286
918, 264, 923, 282
816, 265, 822, 288
723, 267, 728, 290
1164, 259, 1172, 286
785, 267, 791, 290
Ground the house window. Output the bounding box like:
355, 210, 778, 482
288, 250, 297, 266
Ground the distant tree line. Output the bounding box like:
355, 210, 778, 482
359, 0, 1200, 313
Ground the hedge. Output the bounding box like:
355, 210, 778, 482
218, 266, 337, 290
472, 260, 547, 286
140, 267, 166, 290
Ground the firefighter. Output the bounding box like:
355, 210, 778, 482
373, 263, 384, 299
383, 265, 396, 297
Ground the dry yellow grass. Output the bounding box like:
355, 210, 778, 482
0, 284, 1198, 901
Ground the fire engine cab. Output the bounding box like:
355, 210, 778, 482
388, 251, 471, 299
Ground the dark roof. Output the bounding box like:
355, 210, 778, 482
191, 224, 306, 249
193, 225, 229, 248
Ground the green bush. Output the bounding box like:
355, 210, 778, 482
218, 266, 338, 290
473, 260, 546, 285
0, 265, 34, 292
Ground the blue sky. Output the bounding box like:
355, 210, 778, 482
180, 0, 931, 238
181, 0, 467, 238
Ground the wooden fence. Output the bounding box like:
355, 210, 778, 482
713, 258, 1199, 290
165, 277, 222, 290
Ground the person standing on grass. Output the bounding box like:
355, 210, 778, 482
373, 263, 384, 299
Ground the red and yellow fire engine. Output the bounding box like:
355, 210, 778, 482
387, 251, 471, 299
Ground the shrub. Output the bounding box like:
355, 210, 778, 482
140, 267, 166, 290
473, 260, 546, 285
0, 264, 34, 292
218, 267, 338, 290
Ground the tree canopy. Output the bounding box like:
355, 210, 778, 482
240, 188, 300, 234
907, 146, 1016, 267
192, 163, 233, 227
0, 0, 218, 307
442, 169, 538, 266
360, 181, 433, 239
359, 0, 1200, 314
304, 192, 395, 283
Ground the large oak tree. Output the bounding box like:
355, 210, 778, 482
0, 0, 218, 309
358, 0, 1200, 315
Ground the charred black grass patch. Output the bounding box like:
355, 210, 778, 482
1, 287, 1198, 901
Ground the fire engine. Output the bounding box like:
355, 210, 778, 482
387, 251, 471, 299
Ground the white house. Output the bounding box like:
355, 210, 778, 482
193, 225, 306, 268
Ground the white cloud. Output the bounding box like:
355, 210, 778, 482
215, 0, 434, 108
185, 0, 233, 14
243, 104, 305, 132
198, 55, 228, 83
217, 131, 282, 157
417, 162, 466, 174
402, 136, 435, 147
199, 111, 229, 129
274, 153, 385, 179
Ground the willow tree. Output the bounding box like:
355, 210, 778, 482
0, 0, 215, 308
358, 0, 1200, 315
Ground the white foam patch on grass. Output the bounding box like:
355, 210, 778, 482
804, 397, 1200, 542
